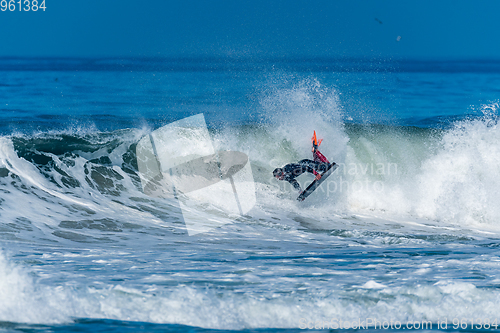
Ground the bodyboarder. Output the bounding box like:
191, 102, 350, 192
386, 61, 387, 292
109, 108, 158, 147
273, 132, 335, 194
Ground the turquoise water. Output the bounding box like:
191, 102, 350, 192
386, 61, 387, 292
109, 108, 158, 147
1, 58, 500, 332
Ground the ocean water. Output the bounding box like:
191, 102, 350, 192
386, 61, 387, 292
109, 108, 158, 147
1, 58, 500, 332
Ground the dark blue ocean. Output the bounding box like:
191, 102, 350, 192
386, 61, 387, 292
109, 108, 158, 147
1, 58, 500, 332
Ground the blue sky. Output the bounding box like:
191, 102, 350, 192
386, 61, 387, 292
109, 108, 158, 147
1, 0, 500, 59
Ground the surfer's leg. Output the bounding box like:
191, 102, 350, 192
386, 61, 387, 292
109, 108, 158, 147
313, 150, 330, 164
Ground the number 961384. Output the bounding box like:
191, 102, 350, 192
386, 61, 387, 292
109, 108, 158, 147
1, 0, 46, 11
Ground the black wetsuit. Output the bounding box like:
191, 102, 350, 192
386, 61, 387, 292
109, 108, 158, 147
281, 159, 330, 191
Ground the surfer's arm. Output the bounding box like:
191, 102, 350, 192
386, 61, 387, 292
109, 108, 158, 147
288, 179, 302, 192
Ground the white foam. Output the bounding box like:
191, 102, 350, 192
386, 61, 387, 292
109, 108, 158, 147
329, 110, 500, 230
1, 247, 500, 329
415, 115, 500, 227
0, 252, 69, 323
360, 280, 388, 289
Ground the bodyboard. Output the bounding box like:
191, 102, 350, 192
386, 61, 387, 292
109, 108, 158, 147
297, 163, 338, 201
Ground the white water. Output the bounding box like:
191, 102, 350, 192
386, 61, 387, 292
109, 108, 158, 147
1, 87, 500, 329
